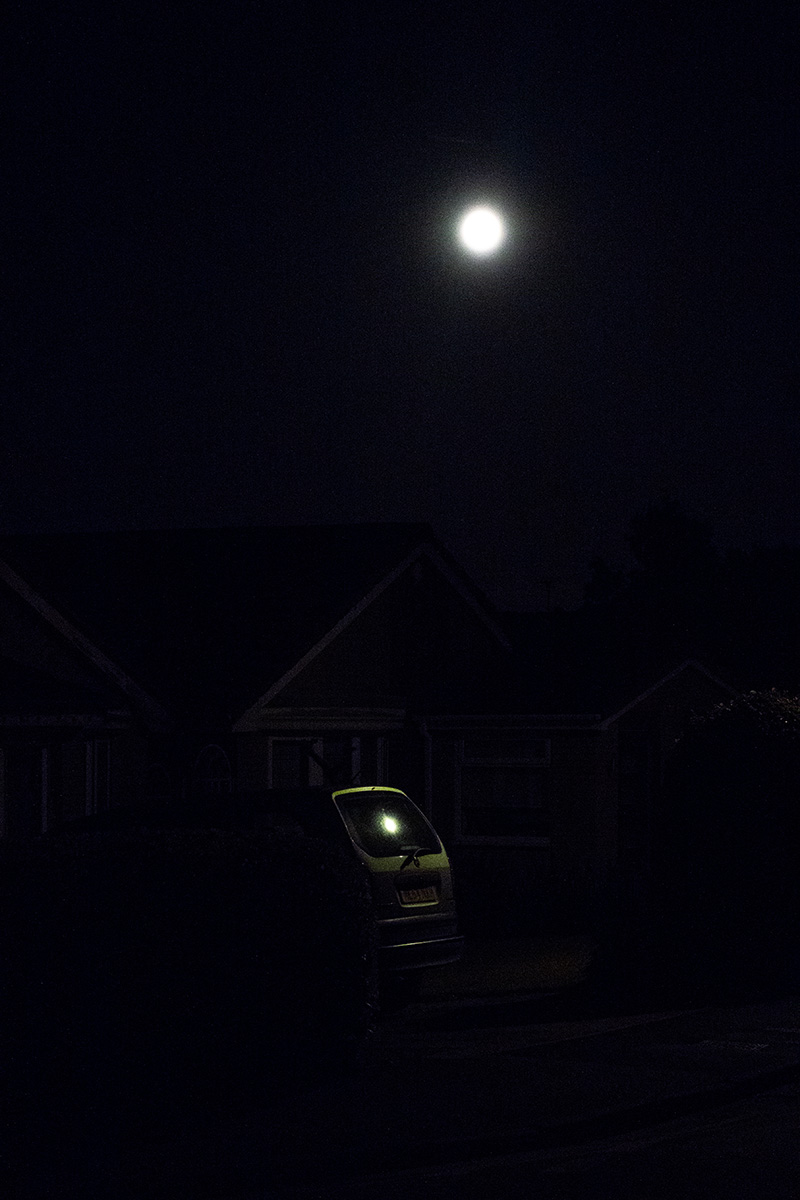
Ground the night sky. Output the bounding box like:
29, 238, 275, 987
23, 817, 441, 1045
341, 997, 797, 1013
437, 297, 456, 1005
6, 3, 797, 609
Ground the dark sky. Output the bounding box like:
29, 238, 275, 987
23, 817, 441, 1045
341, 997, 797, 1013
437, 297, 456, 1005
6, 2, 797, 609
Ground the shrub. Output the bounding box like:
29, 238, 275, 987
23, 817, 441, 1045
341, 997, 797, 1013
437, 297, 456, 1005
0, 826, 378, 1124
652, 690, 800, 995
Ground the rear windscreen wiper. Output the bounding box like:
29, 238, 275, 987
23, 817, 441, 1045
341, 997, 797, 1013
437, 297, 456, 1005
399, 845, 433, 869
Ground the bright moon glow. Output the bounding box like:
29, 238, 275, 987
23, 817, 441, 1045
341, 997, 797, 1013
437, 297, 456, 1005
382, 815, 399, 834
458, 206, 505, 255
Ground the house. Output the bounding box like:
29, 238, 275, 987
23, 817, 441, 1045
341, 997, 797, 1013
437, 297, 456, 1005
0, 526, 736, 928
0, 524, 510, 830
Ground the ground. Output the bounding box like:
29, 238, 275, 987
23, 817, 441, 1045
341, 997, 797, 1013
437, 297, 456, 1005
6, 937, 799, 1198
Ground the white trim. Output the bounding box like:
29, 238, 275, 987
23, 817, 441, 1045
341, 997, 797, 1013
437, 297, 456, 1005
377, 736, 388, 784
309, 741, 324, 786
85, 739, 94, 816
233, 542, 509, 731
350, 736, 361, 785
599, 660, 736, 729
0, 558, 171, 729
244, 552, 426, 715
420, 719, 432, 818
85, 737, 111, 815
0, 747, 6, 839
267, 736, 324, 788
235, 707, 406, 733
418, 544, 511, 647
40, 747, 49, 834
0, 714, 130, 728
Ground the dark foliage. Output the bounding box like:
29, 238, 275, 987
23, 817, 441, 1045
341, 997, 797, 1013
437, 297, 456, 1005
0, 826, 378, 1130
583, 498, 800, 697
651, 691, 800, 998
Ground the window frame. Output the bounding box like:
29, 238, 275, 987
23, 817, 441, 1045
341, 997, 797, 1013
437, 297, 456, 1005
85, 737, 111, 816
267, 735, 387, 790
455, 735, 552, 846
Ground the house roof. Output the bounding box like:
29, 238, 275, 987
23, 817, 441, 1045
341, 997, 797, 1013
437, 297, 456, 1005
501, 609, 735, 720
598, 660, 737, 728
0, 654, 122, 720
0, 524, 497, 723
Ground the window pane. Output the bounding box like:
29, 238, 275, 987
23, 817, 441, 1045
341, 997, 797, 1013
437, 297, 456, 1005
272, 740, 310, 789
460, 765, 549, 837
461, 765, 544, 808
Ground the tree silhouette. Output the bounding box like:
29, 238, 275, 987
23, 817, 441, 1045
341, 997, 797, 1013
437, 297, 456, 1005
582, 498, 800, 693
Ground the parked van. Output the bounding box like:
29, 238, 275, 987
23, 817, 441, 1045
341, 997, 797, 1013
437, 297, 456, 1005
254, 785, 464, 975
332, 786, 463, 973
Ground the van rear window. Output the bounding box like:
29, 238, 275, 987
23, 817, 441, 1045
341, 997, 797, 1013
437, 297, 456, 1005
335, 791, 441, 858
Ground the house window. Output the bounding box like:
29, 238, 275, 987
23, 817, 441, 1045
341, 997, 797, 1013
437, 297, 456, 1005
269, 738, 324, 788
85, 738, 110, 816
458, 736, 550, 840
193, 745, 233, 797
268, 736, 384, 789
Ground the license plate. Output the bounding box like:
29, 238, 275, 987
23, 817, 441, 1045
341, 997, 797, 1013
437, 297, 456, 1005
398, 885, 438, 904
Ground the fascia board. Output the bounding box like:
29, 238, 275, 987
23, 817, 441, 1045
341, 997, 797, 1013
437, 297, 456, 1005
235, 541, 507, 732
233, 549, 424, 731
599, 659, 737, 729
0, 713, 131, 729
0, 557, 172, 730
417, 543, 511, 648
234, 709, 407, 733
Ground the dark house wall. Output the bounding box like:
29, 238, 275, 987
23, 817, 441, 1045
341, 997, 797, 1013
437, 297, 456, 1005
0, 585, 157, 837
427, 724, 611, 933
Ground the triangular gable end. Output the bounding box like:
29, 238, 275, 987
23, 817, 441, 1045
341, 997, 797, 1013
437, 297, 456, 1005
233, 541, 510, 732
599, 659, 737, 730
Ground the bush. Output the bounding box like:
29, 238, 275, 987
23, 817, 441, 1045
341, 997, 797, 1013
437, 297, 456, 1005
652, 690, 800, 996
0, 826, 378, 1125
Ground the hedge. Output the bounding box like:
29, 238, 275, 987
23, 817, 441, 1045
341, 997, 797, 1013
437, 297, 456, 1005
1, 825, 379, 1125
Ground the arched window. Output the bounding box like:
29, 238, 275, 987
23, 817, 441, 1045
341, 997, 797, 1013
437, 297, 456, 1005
193, 745, 232, 797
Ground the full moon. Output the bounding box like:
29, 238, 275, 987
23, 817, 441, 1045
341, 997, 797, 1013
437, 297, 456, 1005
457, 205, 506, 255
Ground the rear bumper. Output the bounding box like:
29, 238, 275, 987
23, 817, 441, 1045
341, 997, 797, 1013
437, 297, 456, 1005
378, 934, 465, 972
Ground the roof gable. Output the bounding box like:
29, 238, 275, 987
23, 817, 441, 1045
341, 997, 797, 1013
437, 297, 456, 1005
599, 659, 736, 728
235, 541, 510, 728
0, 525, 504, 723
0, 558, 169, 727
